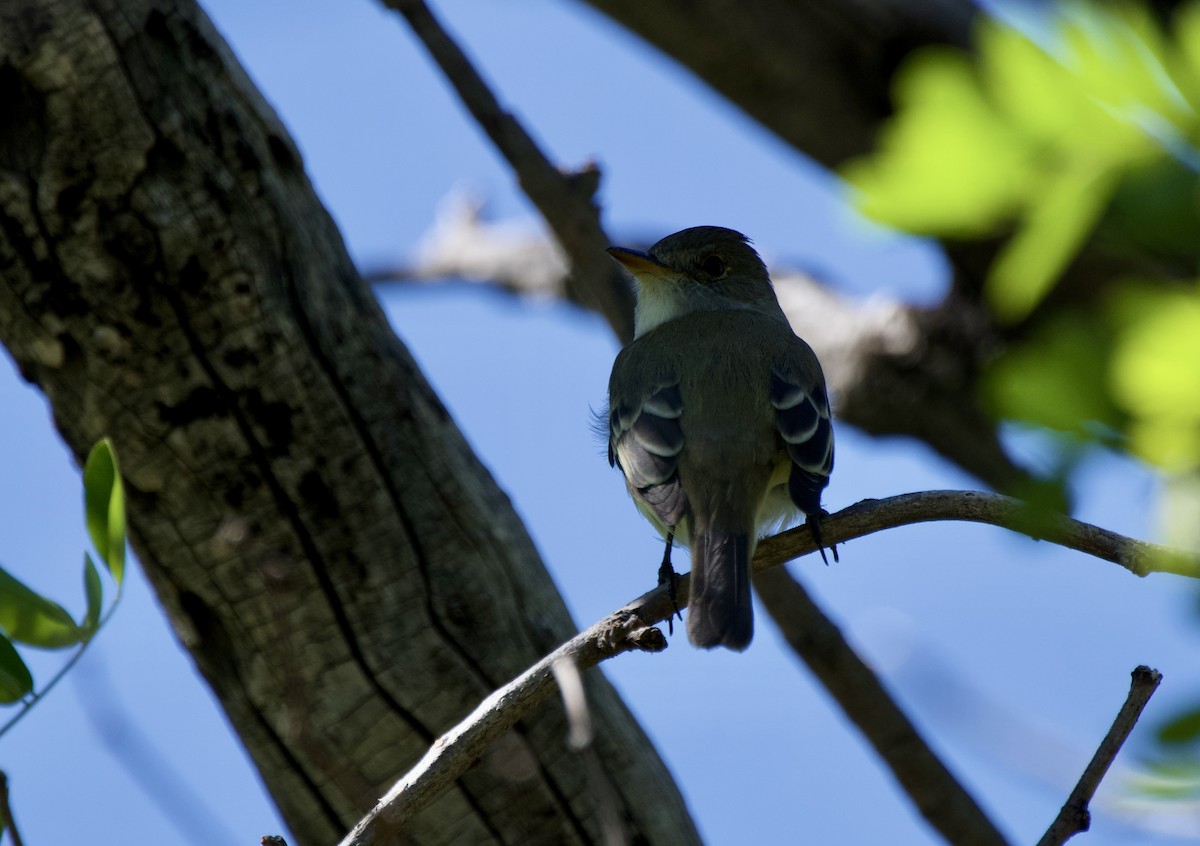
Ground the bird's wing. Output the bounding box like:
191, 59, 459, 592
770, 354, 834, 515
609, 381, 687, 529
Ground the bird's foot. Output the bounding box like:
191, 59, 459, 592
657, 531, 682, 633
807, 511, 839, 565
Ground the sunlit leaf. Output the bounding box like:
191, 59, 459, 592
1060, 3, 1187, 130
983, 16, 1142, 155
0, 567, 82, 649
1110, 286, 1200, 468
988, 161, 1120, 321
0, 635, 33, 703
844, 46, 1032, 236
84, 439, 126, 585
1168, 2, 1200, 113
83, 553, 102, 635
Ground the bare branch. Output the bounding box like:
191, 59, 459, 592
1037, 666, 1164, 846
364, 194, 570, 297
754, 567, 1010, 846
381, 0, 635, 340
751, 490, 1200, 582
339, 490, 1192, 845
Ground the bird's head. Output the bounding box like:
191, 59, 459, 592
607, 226, 783, 337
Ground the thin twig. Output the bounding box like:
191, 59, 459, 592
0, 772, 24, 846
338, 490, 1193, 845
382, 0, 636, 341
1037, 666, 1163, 846
753, 490, 1200, 581
754, 567, 1011, 846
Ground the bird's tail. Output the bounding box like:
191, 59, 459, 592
687, 526, 753, 651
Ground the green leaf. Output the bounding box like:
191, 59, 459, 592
1058, 4, 1184, 136
0, 566, 82, 648
1168, 1, 1200, 113
1101, 159, 1200, 264
84, 439, 126, 585
986, 160, 1119, 322
843, 46, 1033, 236
983, 313, 1119, 433
1109, 285, 1200, 469
983, 17, 1136, 155
83, 553, 102, 635
0, 635, 33, 703
1158, 706, 1200, 744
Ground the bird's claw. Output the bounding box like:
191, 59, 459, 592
807, 510, 839, 565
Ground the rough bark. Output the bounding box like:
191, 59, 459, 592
0, 2, 698, 845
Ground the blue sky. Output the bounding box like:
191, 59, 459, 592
1, 2, 1196, 844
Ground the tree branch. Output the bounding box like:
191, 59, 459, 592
1037, 666, 1163, 846
752, 490, 1199, 581
339, 490, 1193, 845
380, 0, 635, 341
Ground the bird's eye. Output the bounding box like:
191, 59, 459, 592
700, 255, 726, 277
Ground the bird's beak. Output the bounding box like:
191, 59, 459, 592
606, 247, 673, 282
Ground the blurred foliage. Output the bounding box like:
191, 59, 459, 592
848, 0, 1200, 810
0, 440, 126, 733
845, 0, 1200, 548
845, 2, 1200, 320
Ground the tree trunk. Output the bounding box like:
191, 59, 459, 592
0, 1, 699, 843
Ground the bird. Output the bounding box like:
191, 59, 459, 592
605, 226, 834, 651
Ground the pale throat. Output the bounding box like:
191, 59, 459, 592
632, 282, 692, 337
632, 279, 779, 338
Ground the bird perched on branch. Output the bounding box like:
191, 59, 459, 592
605, 226, 835, 650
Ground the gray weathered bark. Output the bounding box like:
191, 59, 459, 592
0, 2, 698, 844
